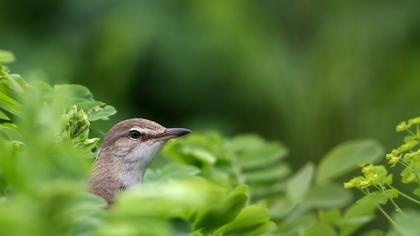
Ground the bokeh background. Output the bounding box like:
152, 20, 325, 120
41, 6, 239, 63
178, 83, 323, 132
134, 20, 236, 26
1, 0, 420, 169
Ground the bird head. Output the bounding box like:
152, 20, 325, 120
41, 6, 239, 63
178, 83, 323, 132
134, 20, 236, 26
93, 118, 191, 188
91, 118, 191, 200
101, 118, 190, 165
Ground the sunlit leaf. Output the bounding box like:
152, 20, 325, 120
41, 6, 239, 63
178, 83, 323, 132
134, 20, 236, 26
0, 50, 14, 63
0, 90, 20, 115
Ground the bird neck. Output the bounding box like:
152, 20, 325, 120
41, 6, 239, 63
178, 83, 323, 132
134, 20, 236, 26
89, 150, 124, 205
88, 143, 162, 205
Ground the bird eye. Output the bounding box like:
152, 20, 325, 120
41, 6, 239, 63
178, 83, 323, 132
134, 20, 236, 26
128, 130, 142, 140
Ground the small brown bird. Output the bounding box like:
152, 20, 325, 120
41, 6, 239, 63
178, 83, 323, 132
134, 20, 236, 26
89, 118, 191, 205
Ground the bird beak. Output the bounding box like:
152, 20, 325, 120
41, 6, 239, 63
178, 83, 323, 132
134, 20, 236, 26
158, 128, 191, 140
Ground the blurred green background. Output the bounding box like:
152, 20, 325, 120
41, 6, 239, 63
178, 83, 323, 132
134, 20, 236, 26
1, 0, 420, 168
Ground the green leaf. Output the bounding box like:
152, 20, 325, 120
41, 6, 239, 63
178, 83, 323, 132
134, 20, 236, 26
193, 185, 248, 233
360, 229, 385, 236
228, 135, 273, 151
113, 177, 227, 219
76, 193, 107, 210
0, 89, 21, 115
144, 163, 201, 182
250, 182, 284, 200
54, 85, 94, 103
228, 135, 288, 170
163, 132, 226, 167
317, 139, 384, 184
414, 188, 420, 198
401, 167, 418, 184
215, 205, 272, 236
304, 183, 352, 208
340, 192, 388, 236
287, 163, 314, 202
0, 109, 9, 120
0, 123, 22, 141
182, 146, 217, 166
245, 165, 291, 183
1, 74, 27, 95
277, 213, 318, 235
88, 105, 116, 121
0, 50, 15, 63
319, 209, 342, 225
227, 134, 292, 208
394, 209, 420, 236
77, 101, 116, 121
383, 189, 399, 199
303, 222, 337, 236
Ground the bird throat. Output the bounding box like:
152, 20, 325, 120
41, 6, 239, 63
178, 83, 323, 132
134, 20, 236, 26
121, 157, 148, 188
89, 141, 165, 205
121, 141, 165, 188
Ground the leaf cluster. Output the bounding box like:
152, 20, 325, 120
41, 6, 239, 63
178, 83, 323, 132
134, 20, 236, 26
344, 117, 420, 236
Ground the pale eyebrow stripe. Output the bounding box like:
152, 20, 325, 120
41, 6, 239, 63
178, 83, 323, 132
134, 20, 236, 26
129, 127, 159, 136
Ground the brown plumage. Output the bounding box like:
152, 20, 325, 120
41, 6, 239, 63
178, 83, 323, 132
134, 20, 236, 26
89, 118, 190, 205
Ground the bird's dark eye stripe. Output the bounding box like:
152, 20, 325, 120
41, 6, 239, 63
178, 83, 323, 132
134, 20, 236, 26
128, 130, 142, 140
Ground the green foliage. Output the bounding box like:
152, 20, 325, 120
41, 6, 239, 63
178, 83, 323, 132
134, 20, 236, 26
161, 127, 394, 235
345, 117, 420, 236
1, 50, 419, 235
0, 50, 277, 236
386, 117, 420, 184
61, 105, 99, 151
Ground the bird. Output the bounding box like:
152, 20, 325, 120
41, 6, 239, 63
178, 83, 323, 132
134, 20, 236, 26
88, 118, 191, 205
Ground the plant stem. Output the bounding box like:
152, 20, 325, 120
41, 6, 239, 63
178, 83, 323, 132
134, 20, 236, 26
398, 160, 409, 168
389, 198, 404, 214
407, 129, 416, 137
398, 190, 420, 205
376, 185, 404, 213
378, 206, 402, 232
